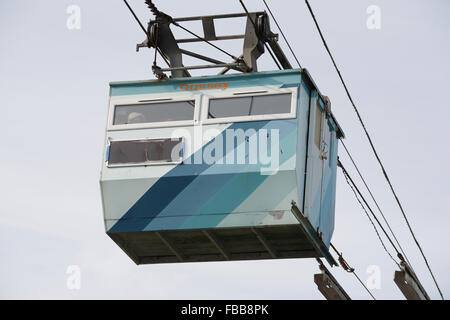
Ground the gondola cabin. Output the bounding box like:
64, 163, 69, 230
100, 69, 344, 265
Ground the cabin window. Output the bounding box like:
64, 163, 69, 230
314, 103, 322, 149
208, 93, 292, 119
113, 100, 195, 125
108, 138, 183, 166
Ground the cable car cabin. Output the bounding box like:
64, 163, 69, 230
100, 69, 344, 265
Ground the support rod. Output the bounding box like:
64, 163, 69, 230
180, 49, 226, 64
202, 230, 230, 261
160, 63, 241, 72
176, 35, 245, 44
219, 54, 244, 75
174, 12, 265, 22
156, 232, 184, 262
251, 227, 278, 258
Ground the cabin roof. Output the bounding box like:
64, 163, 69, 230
109, 69, 345, 138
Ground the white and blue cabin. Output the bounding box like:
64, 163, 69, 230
100, 68, 344, 265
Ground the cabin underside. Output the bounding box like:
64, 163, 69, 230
108, 224, 325, 265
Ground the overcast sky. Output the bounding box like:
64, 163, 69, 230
1, 0, 449, 299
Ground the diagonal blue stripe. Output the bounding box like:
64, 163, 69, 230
108, 120, 269, 232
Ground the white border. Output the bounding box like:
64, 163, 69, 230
201, 86, 298, 125
107, 92, 201, 131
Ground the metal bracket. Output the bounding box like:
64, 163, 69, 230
256, 13, 292, 70
291, 201, 338, 267
394, 261, 430, 300
148, 21, 190, 78
242, 12, 264, 72
314, 259, 351, 300
136, 10, 292, 78
323, 96, 332, 119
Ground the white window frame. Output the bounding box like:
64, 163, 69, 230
107, 92, 201, 131
201, 86, 297, 125
106, 137, 185, 168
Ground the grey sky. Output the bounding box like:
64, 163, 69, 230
0, 0, 449, 299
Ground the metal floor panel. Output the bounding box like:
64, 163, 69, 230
108, 224, 320, 265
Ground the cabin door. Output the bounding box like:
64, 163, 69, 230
304, 91, 328, 234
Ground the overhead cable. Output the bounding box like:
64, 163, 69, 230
305, 0, 443, 299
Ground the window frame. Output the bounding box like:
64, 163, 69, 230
201, 86, 298, 125
106, 137, 185, 168
107, 92, 201, 131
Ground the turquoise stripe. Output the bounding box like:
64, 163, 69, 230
109, 120, 290, 233
178, 126, 298, 229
